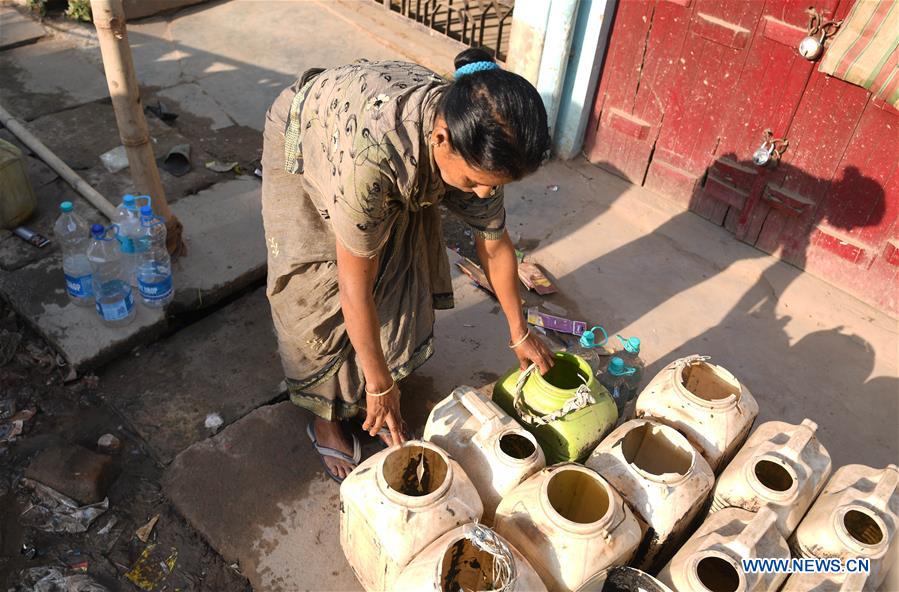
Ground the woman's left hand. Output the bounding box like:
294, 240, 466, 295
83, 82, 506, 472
513, 332, 555, 375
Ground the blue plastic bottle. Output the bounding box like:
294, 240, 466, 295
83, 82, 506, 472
616, 335, 645, 394
568, 325, 608, 379
136, 205, 173, 308
600, 356, 638, 414
87, 224, 135, 327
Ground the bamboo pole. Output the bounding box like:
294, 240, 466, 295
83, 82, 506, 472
90, 0, 186, 256
0, 103, 118, 219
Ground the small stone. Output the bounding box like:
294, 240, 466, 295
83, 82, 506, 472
25, 443, 112, 505
97, 433, 121, 452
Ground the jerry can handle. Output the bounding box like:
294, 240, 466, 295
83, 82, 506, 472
513, 364, 596, 427
452, 386, 503, 427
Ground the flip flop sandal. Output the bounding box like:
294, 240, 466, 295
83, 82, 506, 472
306, 422, 361, 484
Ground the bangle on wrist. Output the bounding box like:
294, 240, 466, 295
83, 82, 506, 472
509, 328, 531, 349
365, 379, 396, 397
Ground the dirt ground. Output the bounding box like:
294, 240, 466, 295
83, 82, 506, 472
0, 296, 252, 590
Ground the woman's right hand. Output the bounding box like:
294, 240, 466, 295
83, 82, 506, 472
362, 383, 406, 447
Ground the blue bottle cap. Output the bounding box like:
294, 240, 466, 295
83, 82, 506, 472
140, 205, 153, 217
91, 223, 105, 238
579, 326, 608, 349
624, 336, 641, 354
608, 356, 634, 376
59, 201, 73, 213
122, 194, 136, 207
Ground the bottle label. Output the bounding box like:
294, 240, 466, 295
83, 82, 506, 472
95, 290, 134, 321
64, 273, 93, 298
119, 236, 135, 254
139, 274, 173, 301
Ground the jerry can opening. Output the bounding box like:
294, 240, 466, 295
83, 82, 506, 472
694, 556, 739, 592
439, 537, 505, 592
499, 433, 536, 459
382, 445, 448, 497
543, 355, 591, 389
547, 469, 610, 524
844, 509, 884, 545
682, 363, 738, 401
621, 424, 692, 476
753, 460, 794, 492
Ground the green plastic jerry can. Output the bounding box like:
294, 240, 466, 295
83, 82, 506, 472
493, 351, 618, 464
0, 139, 37, 229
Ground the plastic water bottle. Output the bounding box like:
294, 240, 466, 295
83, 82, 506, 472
135, 205, 173, 308
112, 194, 151, 287
569, 325, 608, 380
600, 357, 639, 415
87, 224, 135, 327
616, 335, 645, 393
53, 201, 93, 306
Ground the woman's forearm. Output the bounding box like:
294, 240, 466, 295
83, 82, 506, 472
476, 232, 527, 340
336, 243, 393, 392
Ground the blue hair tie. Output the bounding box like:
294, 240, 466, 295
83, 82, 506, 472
455, 61, 500, 78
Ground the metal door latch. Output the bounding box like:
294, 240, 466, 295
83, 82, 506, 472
753, 129, 789, 167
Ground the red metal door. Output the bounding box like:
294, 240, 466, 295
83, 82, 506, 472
584, 0, 899, 315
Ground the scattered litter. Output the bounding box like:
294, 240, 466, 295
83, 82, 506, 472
19, 478, 109, 533
205, 160, 241, 174
254, 167, 263, 178
145, 100, 178, 122
204, 413, 223, 431
526, 307, 588, 336
125, 544, 178, 591
0, 329, 21, 366
97, 433, 121, 452
96, 515, 118, 536
20, 544, 37, 560
541, 302, 568, 316
1, 407, 35, 445
547, 184, 559, 192
12, 226, 50, 248
13, 567, 108, 592
67, 552, 89, 572
99, 145, 129, 173
518, 261, 557, 295
135, 514, 160, 543
514, 249, 525, 263
160, 144, 191, 177
456, 256, 495, 296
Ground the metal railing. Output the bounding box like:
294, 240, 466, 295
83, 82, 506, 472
375, 0, 514, 62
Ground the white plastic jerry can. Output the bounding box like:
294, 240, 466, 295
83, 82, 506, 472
710, 418, 832, 537
339, 441, 483, 592
635, 355, 758, 472
393, 523, 547, 591
424, 386, 546, 524
791, 463, 899, 589
493, 463, 642, 592
658, 506, 790, 592
585, 418, 715, 570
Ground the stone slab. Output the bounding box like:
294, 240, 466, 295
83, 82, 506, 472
169, 177, 265, 311
156, 82, 234, 130
100, 288, 281, 464
1, 178, 265, 370
164, 402, 362, 592
26, 101, 222, 203
0, 39, 107, 121
0, 7, 45, 51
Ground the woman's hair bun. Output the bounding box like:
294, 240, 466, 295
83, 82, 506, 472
453, 47, 495, 70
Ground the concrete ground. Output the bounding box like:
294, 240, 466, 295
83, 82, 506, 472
1, 1, 896, 590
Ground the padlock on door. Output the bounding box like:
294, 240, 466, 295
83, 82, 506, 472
799, 8, 842, 61
752, 129, 788, 168
798, 30, 826, 60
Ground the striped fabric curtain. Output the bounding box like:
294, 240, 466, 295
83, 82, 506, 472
818, 0, 899, 108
